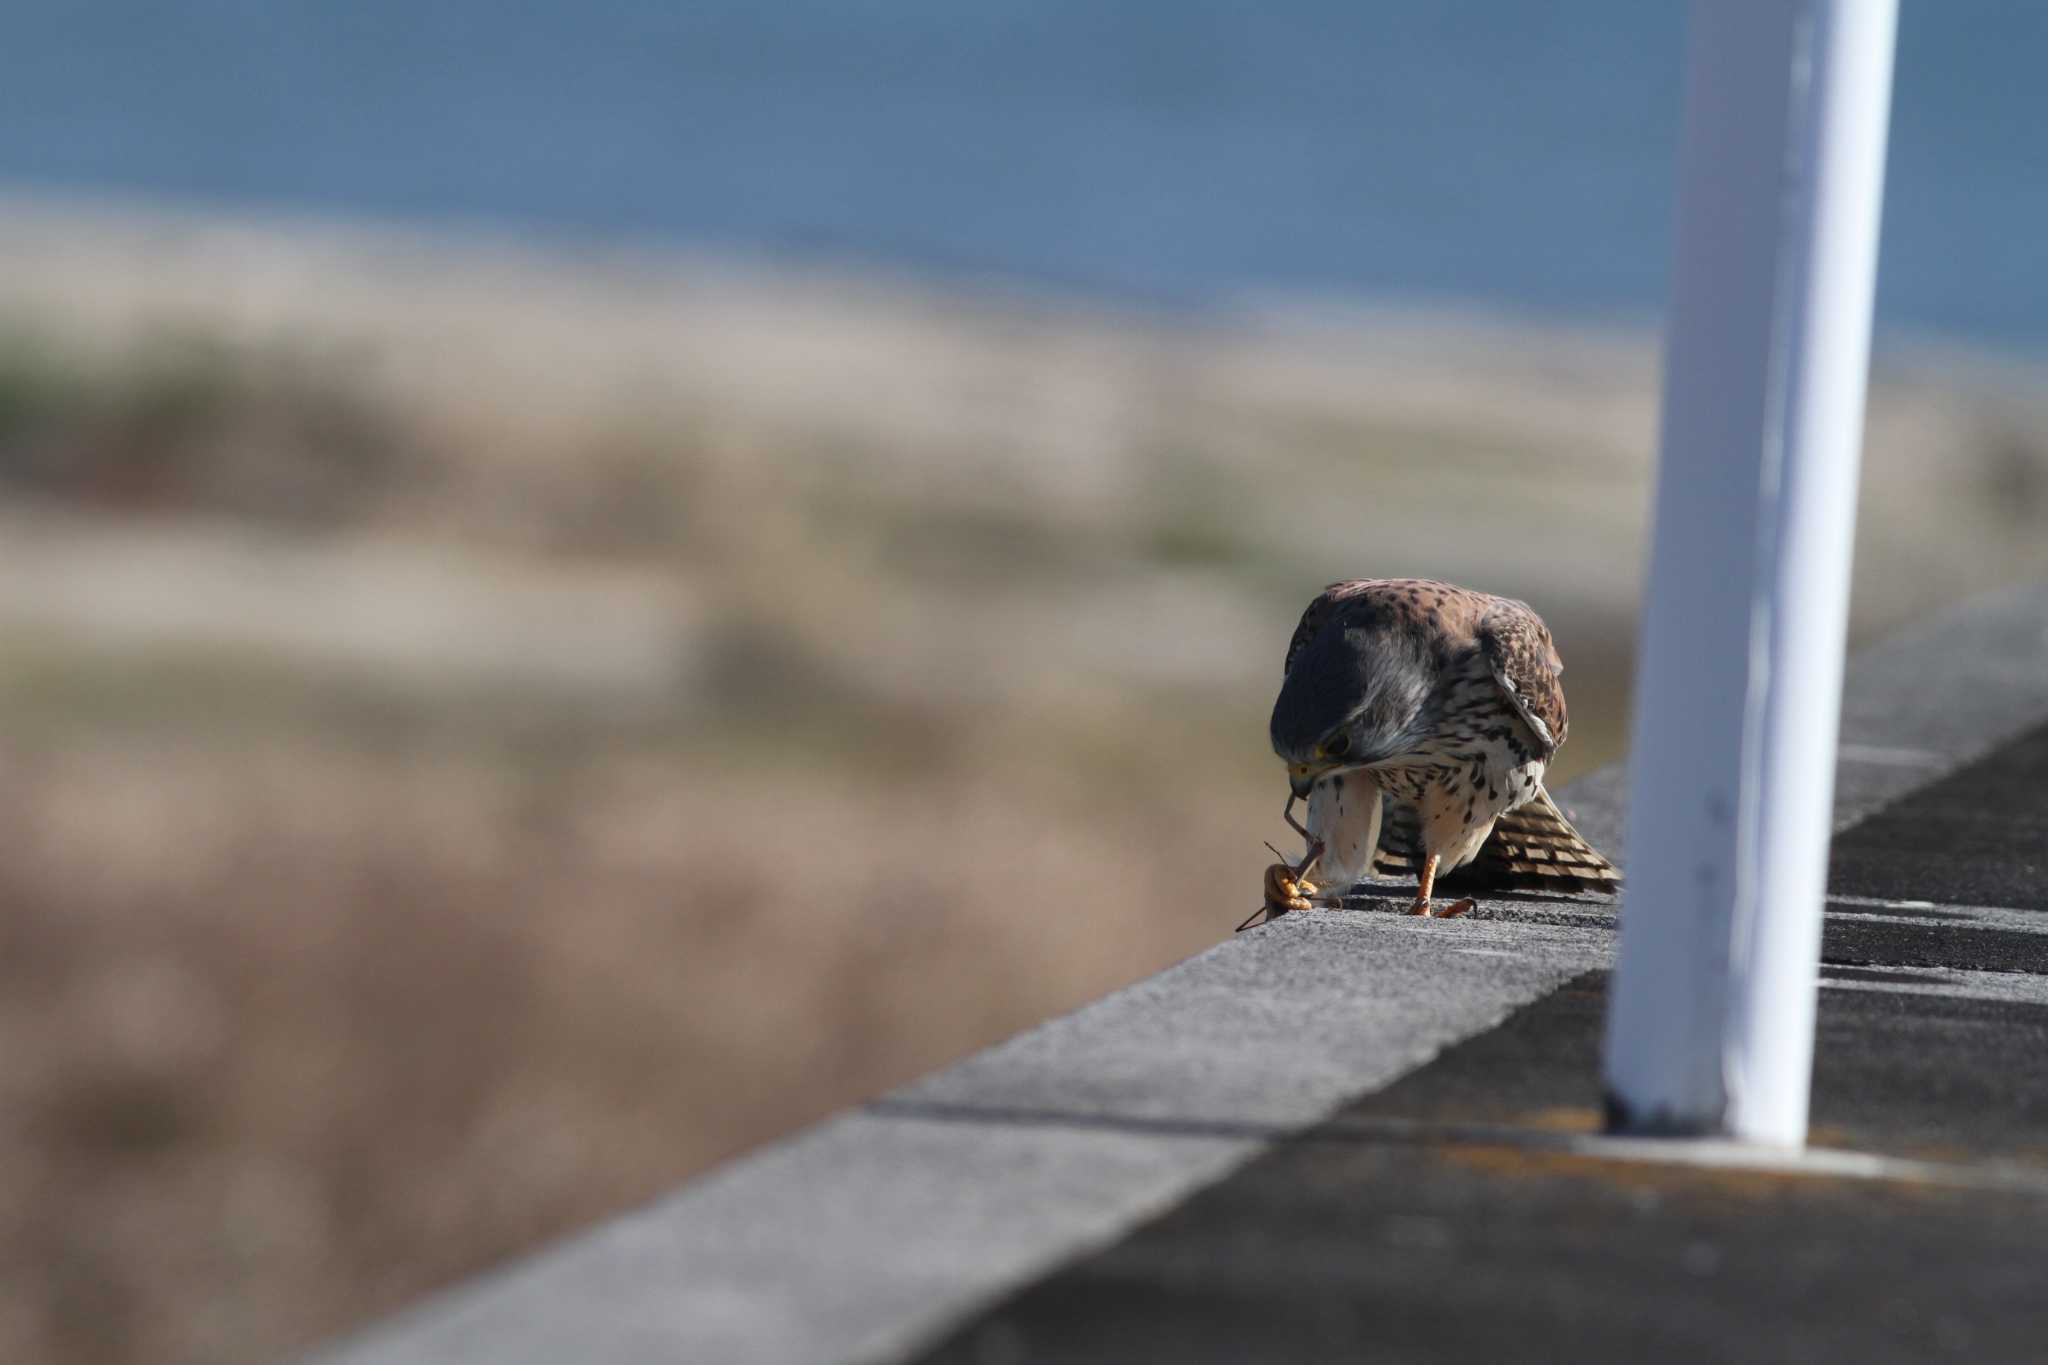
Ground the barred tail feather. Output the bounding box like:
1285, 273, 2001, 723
1473, 785, 1621, 892
1371, 784, 1619, 895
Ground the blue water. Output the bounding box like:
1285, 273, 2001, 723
1, 2, 2042, 347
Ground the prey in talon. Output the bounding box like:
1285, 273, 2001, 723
1260, 856, 1317, 915
1268, 578, 1619, 921
1237, 805, 1330, 932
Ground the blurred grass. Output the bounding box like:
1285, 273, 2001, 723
0, 324, 398, 526
0, 205, 2045, 1365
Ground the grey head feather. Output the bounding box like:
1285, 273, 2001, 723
1269, 618, 1436, 764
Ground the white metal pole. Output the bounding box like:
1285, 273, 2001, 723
1603, 0, 1898, 1145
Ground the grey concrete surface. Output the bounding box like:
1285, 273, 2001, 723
309, 581, 2048, 1365
315, 911, 1619, 1365
1830, 578, 2048, 829
913, 709, 2048, 1364
883, 913, 1616, 1131
311, 1110, 1249, 1365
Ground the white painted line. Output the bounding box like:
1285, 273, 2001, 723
1828, 893, 2044, 917
1820, 967, 2048, 1005
1836, 742, 1947, 767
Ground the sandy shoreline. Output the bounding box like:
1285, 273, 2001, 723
3, 194, 2040, 726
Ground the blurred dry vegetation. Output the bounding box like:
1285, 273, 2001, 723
2, 200, 2046, 1365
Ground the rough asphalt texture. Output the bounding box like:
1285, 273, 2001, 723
914, 720, 2048, 1364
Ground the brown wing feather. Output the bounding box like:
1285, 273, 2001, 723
1477, 602, 1568, 760
1371, 785, 1619, 895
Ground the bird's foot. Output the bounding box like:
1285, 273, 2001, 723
1407, 896, 1476, 919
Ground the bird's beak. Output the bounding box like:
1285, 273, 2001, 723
1288, 763, 1317, 800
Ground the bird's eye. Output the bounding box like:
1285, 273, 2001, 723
1322, 733, 1351, 759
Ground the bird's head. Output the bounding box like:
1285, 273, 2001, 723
1269, 622, 1433, 797
1278, 728, 1361, 799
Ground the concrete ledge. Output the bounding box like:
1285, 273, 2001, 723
310, 581, 2048, 1365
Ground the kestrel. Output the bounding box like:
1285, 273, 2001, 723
1267, 578, 1618, 918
